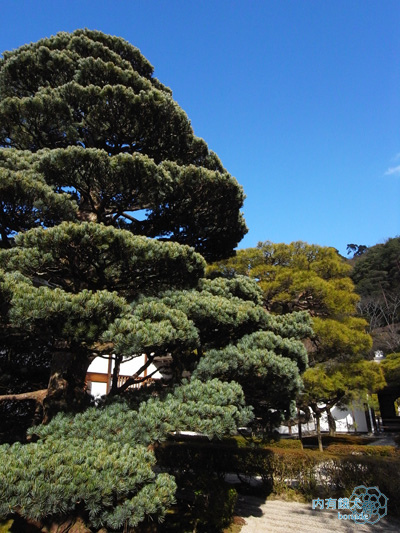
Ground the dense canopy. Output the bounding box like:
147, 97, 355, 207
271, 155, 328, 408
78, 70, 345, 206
0, 30, 312, 530
350, 238, 400, 353
208, 241, 372, 363
0, 29, 247, 260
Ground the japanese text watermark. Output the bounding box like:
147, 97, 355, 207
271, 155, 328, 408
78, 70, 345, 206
312, 485, 388, 525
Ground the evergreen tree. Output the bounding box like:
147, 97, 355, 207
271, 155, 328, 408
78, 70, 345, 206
302, 361, 385, 451
0, 28, 246, 419
381, 352, 400, 386
0, 29, 247, 259
0, 31, 311, 529
351, 237, 400, 353
351, 237, 400, 298
209, 241, 372, 364
209, 242, 374, 442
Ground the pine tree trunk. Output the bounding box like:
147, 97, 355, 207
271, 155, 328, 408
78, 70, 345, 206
315, 412, 323, 452
326, 407, 336, 437
297, 407, 303, 450
42, 350, 90, 424
110, 355, 122, 394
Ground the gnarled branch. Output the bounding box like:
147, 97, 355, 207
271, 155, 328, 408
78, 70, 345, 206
0, 389, 47, 404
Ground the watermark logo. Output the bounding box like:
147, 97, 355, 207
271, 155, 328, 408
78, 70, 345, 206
312, 486, 388, 525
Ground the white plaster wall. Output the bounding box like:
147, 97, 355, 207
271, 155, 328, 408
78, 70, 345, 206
278, 404, 370, 435
87, 355, 165, 398
87, 354, 163, 378
89, 382, 108, 397
88, 357, 109, 373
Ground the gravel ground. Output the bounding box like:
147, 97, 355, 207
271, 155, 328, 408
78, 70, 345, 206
236, 496, 400, 533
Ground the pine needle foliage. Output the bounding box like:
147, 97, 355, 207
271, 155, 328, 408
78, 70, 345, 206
0, 29, 247, 259
0, 30, 313, 530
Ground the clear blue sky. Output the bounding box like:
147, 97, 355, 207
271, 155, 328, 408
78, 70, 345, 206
1, 0, 399, 255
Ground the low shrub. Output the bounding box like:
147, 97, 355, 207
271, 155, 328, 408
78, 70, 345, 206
326, 444, 399, 457
155, 441, 240, 532
301, 434, 376, 447
193, 483, 238, 532
319, 456, 400, 516
227, 435, 302, 449
262, 447, 323, 494
156, 439, 323, 496
267, 439, 303, 449
156, 436, 400, 527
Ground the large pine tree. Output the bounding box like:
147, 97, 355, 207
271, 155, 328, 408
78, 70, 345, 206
0, 31, 311, 530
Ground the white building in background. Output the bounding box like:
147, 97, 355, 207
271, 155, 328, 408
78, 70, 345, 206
279, 352, 386, 435
279, 404, 373, 435
86, 355, 166, 397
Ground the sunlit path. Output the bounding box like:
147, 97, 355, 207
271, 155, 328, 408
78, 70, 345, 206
237, 497, 400, 533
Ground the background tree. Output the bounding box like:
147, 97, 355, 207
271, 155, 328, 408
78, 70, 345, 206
346, 243, 368, 258
301, 361, 385, 450
0, 31, 311, 530
209, 241, 372, 365
381, 352, 400, 387
350, 237, 400, 354
209, 241, 373, 441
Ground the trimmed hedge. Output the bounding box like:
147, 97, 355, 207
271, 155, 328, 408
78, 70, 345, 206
229, 435, 303, 449
267, 439, 303, 449
156, 437, 400, 519
326, 444, 400, 457
301, 434, 376, 447
156, 439, 323, 494
319, 456, 400, 516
